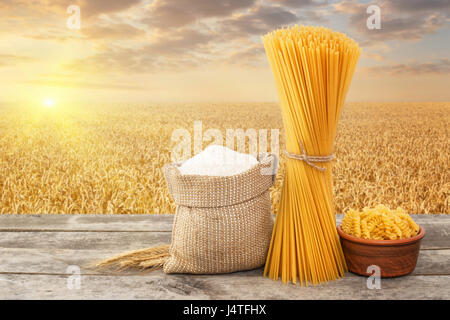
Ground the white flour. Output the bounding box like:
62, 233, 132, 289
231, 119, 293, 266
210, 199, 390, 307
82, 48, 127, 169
178, 145, 258, 176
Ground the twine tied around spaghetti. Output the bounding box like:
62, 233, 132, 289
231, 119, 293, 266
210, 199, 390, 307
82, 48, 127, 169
283, 141, 335, 172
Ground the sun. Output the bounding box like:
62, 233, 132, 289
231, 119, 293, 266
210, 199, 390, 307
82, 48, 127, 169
43, 98, 56, 108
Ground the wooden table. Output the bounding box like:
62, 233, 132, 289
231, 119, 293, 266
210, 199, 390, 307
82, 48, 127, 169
0, 214, 448, 299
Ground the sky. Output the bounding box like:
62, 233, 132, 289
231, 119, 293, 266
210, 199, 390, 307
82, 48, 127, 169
0, 0, 449, 104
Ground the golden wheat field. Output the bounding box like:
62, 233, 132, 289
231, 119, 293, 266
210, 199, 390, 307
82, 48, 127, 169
0, 102, 448, 214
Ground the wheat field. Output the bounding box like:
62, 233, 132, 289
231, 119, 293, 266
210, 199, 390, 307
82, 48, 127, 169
0, 102, 448, 214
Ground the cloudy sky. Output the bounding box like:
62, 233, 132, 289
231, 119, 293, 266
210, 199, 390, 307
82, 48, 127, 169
1, 0, 449, 103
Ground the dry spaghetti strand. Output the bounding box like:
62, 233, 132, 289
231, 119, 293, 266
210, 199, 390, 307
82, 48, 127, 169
263, 25, 361, 285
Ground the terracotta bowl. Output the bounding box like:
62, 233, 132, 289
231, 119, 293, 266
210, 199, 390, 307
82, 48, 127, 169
337, 225, 425, 278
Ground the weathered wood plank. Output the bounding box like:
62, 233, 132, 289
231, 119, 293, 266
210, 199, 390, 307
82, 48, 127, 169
0, 248, 447, 276
1, 272, 448, 300
0, 214, 448, 299
0, 231, 171, 250
0, 214, 173, 232
0, 225, 446, 251
1, 215, 448, 249
0, 214, 448, 232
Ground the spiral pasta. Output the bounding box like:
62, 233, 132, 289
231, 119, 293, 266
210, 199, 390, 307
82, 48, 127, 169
341, 205, 419, 240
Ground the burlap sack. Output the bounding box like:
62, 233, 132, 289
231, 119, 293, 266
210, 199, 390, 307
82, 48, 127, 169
162, 153, 276, 274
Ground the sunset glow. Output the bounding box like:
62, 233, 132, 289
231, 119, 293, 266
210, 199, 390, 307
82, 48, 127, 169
0, 1, 448, 103
43, 98, 55, 108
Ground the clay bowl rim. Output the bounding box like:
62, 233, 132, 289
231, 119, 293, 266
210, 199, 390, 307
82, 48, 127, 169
337, 225, 425, 247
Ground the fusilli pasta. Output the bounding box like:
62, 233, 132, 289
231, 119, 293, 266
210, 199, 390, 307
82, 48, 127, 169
341, 205, 419, 240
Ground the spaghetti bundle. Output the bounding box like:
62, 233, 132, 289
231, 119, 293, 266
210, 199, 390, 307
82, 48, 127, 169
263, 26, 361, 285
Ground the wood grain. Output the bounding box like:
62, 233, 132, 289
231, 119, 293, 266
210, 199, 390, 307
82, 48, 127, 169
0, 214, 449, 299
0, 248, 448, 276
1, 273, 448, 300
